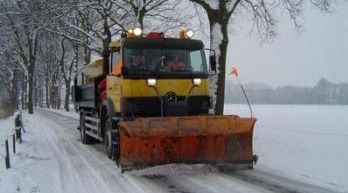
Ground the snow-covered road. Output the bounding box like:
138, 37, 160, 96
0, 109, 339, 193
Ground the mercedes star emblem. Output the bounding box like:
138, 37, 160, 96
165, 92, 177, 103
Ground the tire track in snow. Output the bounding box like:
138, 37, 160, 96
36, 109, 175, 193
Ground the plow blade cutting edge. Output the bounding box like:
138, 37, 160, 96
118, 115, 256, 171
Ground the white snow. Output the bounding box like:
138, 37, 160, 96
0, 105, 346, 192
37, 107, 79, 119
209, 23, 223, 114
225, 104, 348, 192
0, 112, 15, 144
205, 0, 219, 10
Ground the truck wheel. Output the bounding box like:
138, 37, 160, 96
104, 119, 114, 158
80, 112, 92, 144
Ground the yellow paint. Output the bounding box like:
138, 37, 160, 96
120, 79, 209, 97
106, 75, 121, 112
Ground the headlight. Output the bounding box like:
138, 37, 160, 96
134, 27, 142, 36
147, 79, 157, 87
193, 78, 201, 86
186, 29, 194, 38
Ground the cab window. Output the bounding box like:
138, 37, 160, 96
110, 50, 121, 75
190, 50, 204, 72
111, 51, 120, 69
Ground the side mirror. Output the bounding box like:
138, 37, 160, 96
204, 48, 217, 74
209, 54, 217, 72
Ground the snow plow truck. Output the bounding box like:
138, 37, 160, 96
73, 28, 257, 172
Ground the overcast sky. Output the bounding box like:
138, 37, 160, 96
227, 2, 348, 87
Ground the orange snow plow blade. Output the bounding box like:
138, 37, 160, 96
118, 115, 256, 171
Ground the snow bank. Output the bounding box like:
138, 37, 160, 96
0, 111, 114, 193
0, 112, 16, 142
0, 112, 47, 193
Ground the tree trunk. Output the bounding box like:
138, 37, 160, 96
208, 14, 229, 115
21, 77, 27, 110
50, 75, 56, 109
64, 80, 71, 111
215, 23, 228, 115
11, 68, 19, 109
27, 31, 38, 114
57, 85, 61, 109
27, 64, 34, 114
39, 84, 43, 108
138, 8, 145, 29
46, 80, 50, 108
34, 77, 37, 107
83, 42, 91, 66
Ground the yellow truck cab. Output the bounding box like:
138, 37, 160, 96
110, 35, 211, 118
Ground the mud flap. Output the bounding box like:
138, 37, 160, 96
118, 115, 256, 171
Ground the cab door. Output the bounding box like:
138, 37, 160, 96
107, 49, 122, 113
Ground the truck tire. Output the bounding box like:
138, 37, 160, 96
80, 112, 92, 144
104, 118, 120, 161
104, 119, 114, 158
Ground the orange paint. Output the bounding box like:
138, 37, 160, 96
118, 115, 256, 169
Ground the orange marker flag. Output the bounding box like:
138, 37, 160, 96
229, 67, 238, 77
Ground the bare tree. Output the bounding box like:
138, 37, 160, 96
59, 38, 75, 111
190, 0, 337, 115
115, 0, 193, 33
0, 0, 62, 114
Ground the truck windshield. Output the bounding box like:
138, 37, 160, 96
123, 48, 207, 76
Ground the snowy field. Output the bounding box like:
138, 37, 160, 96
0, 105, 347, 193
225, 104, 348, 192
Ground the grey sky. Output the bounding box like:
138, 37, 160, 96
227, 3, 348, 87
